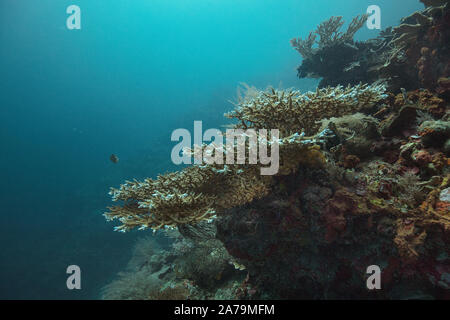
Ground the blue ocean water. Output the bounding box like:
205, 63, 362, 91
0, 0, 423, 299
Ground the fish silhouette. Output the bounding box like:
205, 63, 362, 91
110, 154, 119, 164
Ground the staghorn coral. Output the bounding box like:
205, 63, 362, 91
104, 133, 328, 231
317, 15, 368, 48
225, 83, 387, 136
105, 163, 272, 232
290, 15, 368, 59
104, 84, 386, 232
290, 32, 317, 60
291, 14, 391, 88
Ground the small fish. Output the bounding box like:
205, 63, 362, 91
110, 154, 119, 164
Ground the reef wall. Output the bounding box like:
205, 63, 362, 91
103, 1, 450, 300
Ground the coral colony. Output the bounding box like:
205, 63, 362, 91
105, 83, 386, 232
170, 121, 281, 175
102, 0, 450, 300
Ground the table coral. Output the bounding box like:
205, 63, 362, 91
105, 134, 330, 231
105, 164, 272, 232
225, 83, 387, 136
105, 83, 386, 232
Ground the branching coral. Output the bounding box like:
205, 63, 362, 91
290, 32, 317, 60
292, 3, 449, 93
290, 15, 368, 59
101, 3, 450, 300
104, 83, 387, 232
225, 83, 387, 136
105, 164, 271, 232
290, 14, 380, 88
105, 134, 326, 231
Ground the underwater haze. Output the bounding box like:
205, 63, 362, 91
0, 0, 424, 299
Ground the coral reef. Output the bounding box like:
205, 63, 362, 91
319, 113, 381, 159
102, 225, 247, 300
105, 164, 272, 232
386, 2, 450, 93
101, 237, 166, 300
215, 161, 449, 299
419, 119, 450, 147
292, 3, 450, 95
225, 84, 386, 136
103, 0, 450, 300
291, 14, 391, 88
105, 83, 386, 232
290, 15, 368, 60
